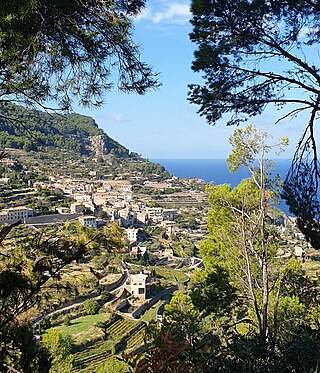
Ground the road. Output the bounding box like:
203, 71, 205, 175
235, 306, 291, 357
33, 264, 129, 326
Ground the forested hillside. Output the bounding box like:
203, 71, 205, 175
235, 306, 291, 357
0, 104, 129, 157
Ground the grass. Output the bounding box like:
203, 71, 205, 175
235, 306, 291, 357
45, 313, 141, 371
69, 317, 139, 372
150, 266, 188, 283
54, 314, 108, 335
47, 314, 138, 344
141, 301, 163, 323
126, 329, 145, 351
107, 318, 138, 340
49, 314, 109, 345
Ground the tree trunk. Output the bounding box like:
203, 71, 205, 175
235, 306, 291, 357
261, 255, 269, 344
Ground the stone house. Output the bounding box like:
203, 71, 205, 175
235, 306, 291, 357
130, 273, 148, 302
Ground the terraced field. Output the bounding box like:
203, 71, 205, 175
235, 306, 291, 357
71, 317, 139, 372
107, 318, 137, 340
126, 328, 145, 351
141, 300, 163, 323
73, 340, 113, 372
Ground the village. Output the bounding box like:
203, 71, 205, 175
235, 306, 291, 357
1, 151, 319, 372
0, 156, 211, 371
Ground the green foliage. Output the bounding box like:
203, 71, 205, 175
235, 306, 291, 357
0, 227, 86, 371
102, 223, 127, 251
201, 179, 261, 281
100, 291, 111, 303
0, 0, 157, 110
63, 315, 71, 326
125, 161, 170, 180
164, 291, 201, 343
137, 126, 320, 372
83, 299, 100, 315
228, 124, 269, 172
0, 324, 50, 373
278, 296, 305, 326
96, 357, 130, 373
0, 103, 129, 157
165, 292, 199, 320
189, 0, 320, 126
42, 330, 73, 373
191, 266, 236, 316
0, 2, 158, 371
189, 0, 320, 250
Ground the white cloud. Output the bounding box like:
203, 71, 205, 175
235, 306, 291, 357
106, 113, 131, 124
152, 3, 190, 24
135, 2, 191, 25
135, 7, 150, 21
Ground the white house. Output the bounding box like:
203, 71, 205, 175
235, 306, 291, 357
0, 206, 33, 223
147, 207, 163, 224
78, 215, 97, 228
130, 273, 148, 302
56, 207, 70, 214
136, 211, 147, 226
294, 246, 304, 258
126, 228, 141, 242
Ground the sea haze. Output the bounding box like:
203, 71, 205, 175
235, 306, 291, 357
153, 158, 292, 215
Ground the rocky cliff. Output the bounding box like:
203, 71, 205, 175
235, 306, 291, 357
0, 104, 130, 158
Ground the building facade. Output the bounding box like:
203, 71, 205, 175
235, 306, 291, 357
0, 206, 34, 223
130, 273, 148, 302
78, 215, 97, 228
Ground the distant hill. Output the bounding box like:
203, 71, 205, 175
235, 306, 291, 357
0, 104, 130, 158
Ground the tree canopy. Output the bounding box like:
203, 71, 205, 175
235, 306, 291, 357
0, 103, 130, 156
0, 1, 156, 371
134, 126, 320, 372
189, 0, 320, 248
189, 0, 320, 126
0, 0, 158, 111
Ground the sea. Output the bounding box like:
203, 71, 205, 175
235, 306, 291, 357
153, 158, 292, 215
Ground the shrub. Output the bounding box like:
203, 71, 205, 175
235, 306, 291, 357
96, 358, 129, 373
83, 299, 99, 315
100, 291, 111, 303
63, 315, 71, 326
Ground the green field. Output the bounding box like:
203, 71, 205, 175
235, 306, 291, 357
107, 318, 137, 340
141, 301, 163, 323
126, 329, 145, 351
151, 266, 188, 283
73, 340, 113, 372
49, 315, 141, 372
50, 314, 109, 345
54, 314, 108, 335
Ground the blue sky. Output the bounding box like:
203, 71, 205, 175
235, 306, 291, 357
77, 1, 308, 159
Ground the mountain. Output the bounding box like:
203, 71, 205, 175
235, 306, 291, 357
0, 104, 130, 158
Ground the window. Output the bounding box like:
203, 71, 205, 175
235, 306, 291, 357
138, 288, 144, 294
